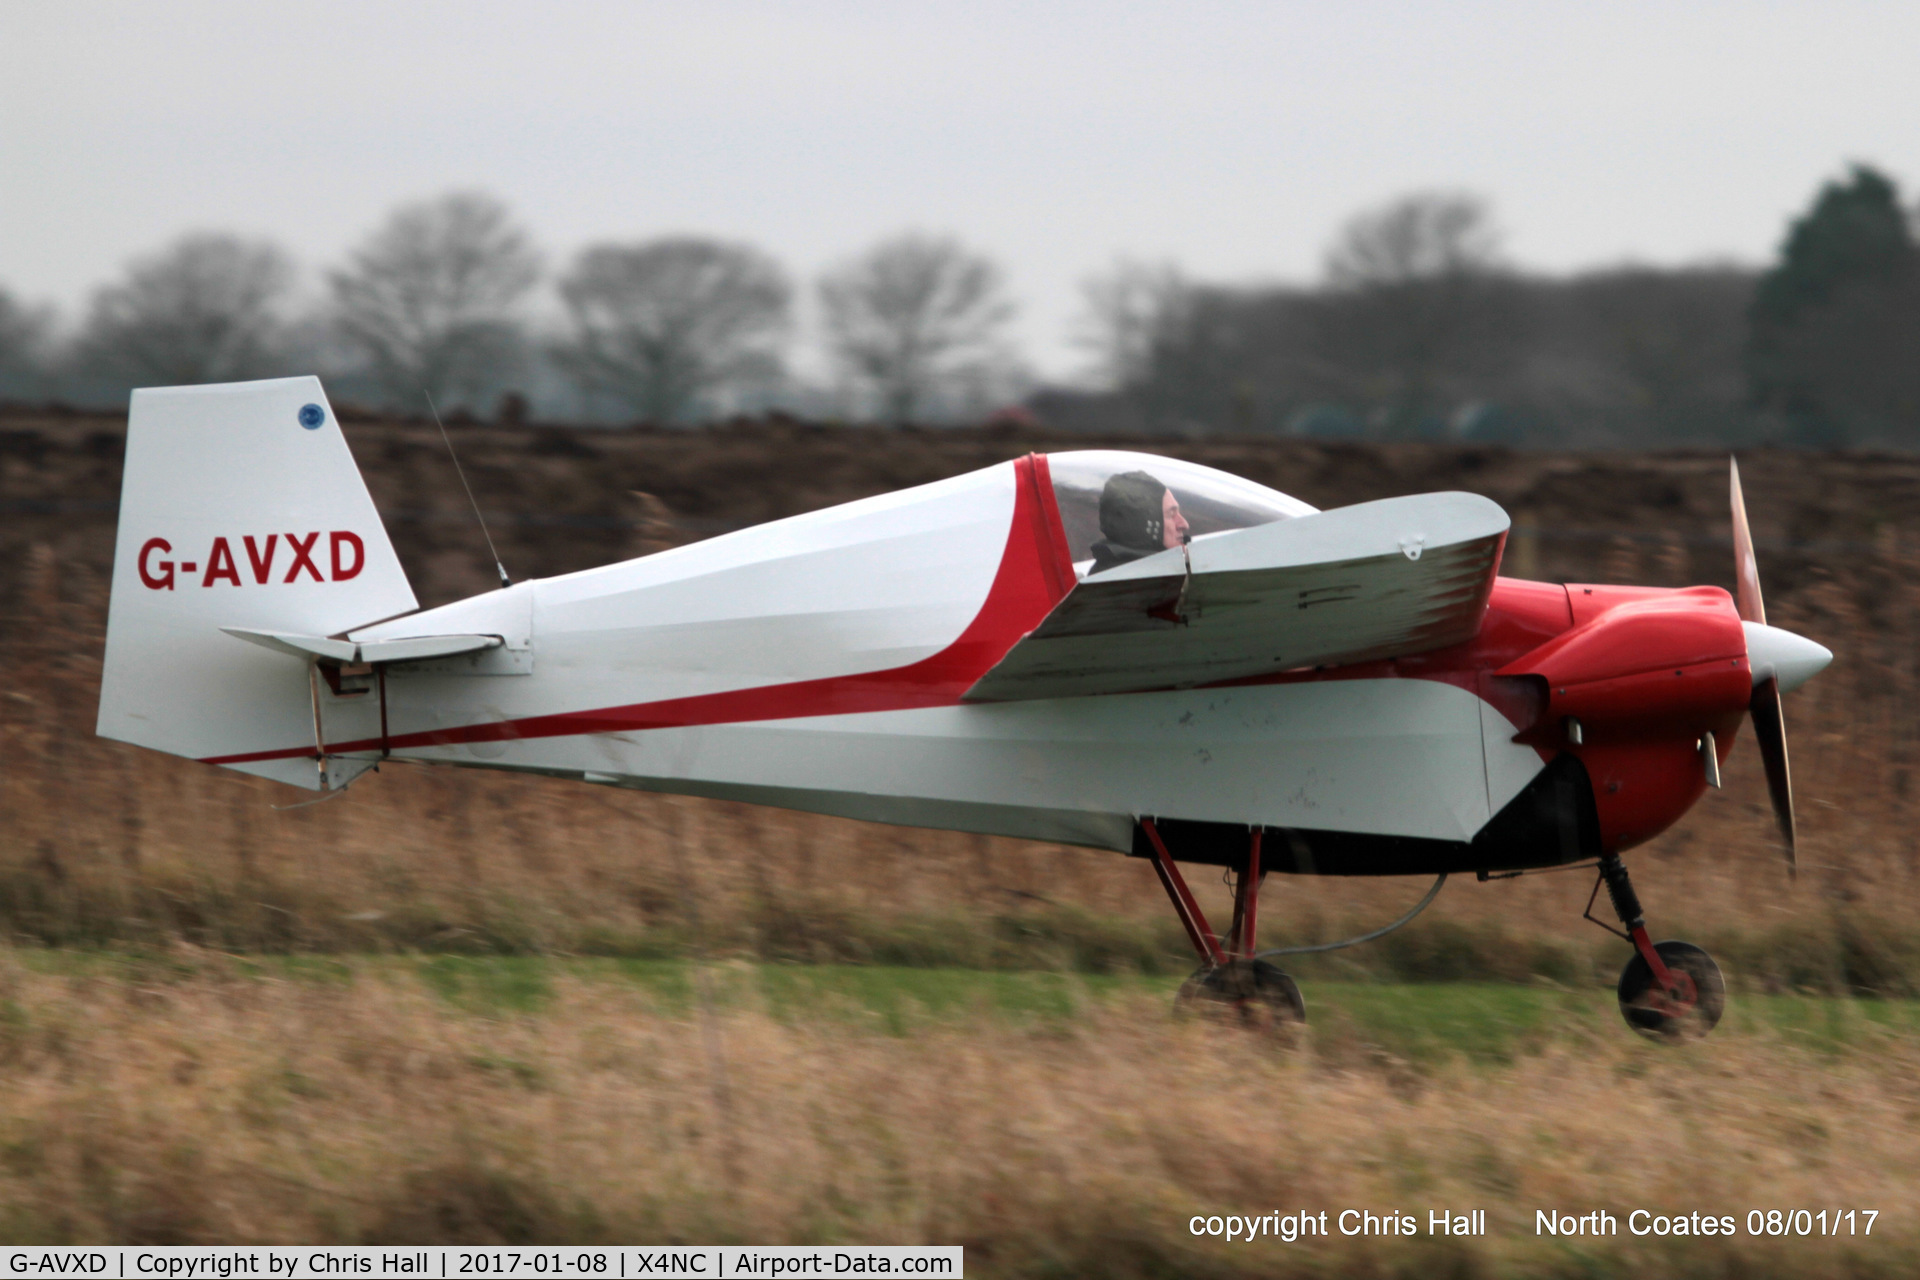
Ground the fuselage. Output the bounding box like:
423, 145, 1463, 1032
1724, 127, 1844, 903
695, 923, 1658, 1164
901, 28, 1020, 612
202, 451, 1753, 873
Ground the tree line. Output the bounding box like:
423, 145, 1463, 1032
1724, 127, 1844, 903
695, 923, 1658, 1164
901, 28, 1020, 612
0, 195, 1023, 426
1, 166, 1915, 445
1061, 165, 1920, 449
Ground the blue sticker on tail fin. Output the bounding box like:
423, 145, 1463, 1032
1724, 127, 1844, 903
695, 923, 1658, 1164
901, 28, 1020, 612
298, 403, 325, 429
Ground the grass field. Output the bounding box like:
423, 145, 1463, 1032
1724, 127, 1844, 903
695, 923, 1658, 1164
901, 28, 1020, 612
0, 950, 1914, 1277
146, 952, 1920, 1057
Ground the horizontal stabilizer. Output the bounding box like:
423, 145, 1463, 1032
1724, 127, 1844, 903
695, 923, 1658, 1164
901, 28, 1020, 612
220, 629, 358, 662
965, 491, 1508, 702
222, 627, 502, 664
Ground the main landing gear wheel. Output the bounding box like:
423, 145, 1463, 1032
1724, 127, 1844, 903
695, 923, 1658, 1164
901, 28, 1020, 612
1140, 821, 1304, 1034
1174, 959, 1306, 1031
1617, 940, 1725, 1041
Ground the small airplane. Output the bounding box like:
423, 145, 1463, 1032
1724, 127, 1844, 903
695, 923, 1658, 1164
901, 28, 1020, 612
97, 377, 1832, 1039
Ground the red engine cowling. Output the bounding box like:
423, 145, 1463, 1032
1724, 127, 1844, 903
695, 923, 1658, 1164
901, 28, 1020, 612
1498, 584, 1751, 851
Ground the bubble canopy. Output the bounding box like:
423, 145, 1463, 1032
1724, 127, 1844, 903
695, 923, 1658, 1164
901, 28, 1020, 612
1044, 450, 1317, 571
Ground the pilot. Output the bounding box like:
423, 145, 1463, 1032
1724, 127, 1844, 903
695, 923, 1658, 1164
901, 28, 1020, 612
1089, 470, 1191, 574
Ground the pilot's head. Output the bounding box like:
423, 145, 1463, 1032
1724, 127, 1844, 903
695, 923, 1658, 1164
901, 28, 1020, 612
1100, 471, 1189, 554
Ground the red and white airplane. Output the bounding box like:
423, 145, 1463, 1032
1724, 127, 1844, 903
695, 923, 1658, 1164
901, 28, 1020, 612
97, 377, 1832, 1038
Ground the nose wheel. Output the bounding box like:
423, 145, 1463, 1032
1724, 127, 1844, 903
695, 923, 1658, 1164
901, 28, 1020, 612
1589, 855, 1726, 1041
1617, 940, 1725, 1040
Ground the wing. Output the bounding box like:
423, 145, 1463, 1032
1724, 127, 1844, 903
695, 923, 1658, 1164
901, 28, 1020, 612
963, 491, 1508, 702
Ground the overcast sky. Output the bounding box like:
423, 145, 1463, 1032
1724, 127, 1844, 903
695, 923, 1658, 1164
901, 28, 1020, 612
4, 1, 1916, 379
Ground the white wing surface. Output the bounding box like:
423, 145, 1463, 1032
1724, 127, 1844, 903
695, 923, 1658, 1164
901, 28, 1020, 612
964, 492, 1508, 702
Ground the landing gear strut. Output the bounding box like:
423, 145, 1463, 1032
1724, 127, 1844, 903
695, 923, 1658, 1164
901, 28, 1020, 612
1141, 819, 1306, 1030
1588, 854, 1725, 1040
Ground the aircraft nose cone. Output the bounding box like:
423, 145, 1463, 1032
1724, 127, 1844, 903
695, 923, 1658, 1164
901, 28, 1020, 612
1743, 621, 1833, 694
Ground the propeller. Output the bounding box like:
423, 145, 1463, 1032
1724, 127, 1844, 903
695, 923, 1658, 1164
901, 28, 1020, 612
1730, 458, 1833, 877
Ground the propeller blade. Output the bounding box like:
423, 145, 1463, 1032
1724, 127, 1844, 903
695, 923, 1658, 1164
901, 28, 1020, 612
1748, 675, 1796, 877
1730, 457, 1766, 624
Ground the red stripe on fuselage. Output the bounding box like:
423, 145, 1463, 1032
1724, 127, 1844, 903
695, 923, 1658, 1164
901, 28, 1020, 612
1026, 452, 1076, 601
202, 455, 1076, 766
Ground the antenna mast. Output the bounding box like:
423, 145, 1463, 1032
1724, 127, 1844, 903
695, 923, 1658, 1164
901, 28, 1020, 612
426, 392, 511, 589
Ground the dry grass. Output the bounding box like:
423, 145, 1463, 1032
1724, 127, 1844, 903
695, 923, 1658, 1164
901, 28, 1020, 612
0, 953, 1909, 1276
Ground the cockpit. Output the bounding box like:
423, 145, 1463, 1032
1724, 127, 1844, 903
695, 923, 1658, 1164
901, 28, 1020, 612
1044, 451, 1317, 577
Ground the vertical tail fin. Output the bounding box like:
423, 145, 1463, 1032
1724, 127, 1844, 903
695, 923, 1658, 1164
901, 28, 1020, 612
96, 377, 417, 788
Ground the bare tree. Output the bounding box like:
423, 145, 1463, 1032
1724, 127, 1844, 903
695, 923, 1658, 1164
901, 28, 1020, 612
71, 233, 294, 387
1071, 261, 1257, 433
818, 233, 1017, 423
1323, 192, 1503, 287
1314, 193, 1517, 437
1073, 259, 1190, 391
555, 238, 790, 424
329, 192, 540, 409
